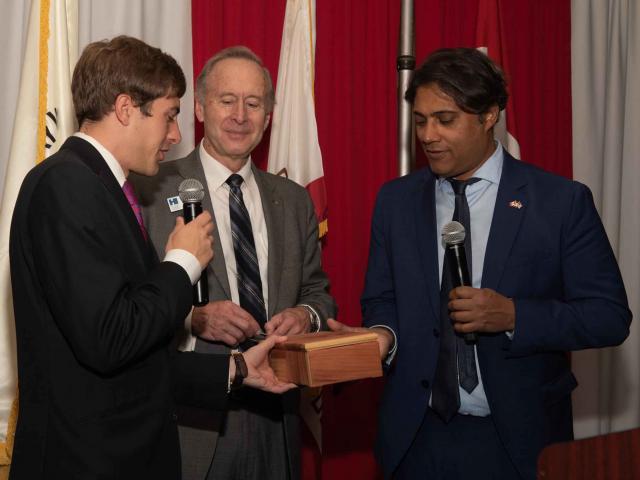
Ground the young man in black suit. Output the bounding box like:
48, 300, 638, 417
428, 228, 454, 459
9, 36, 293, 480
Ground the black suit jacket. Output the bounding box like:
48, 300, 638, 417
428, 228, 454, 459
9, 137, 229, 480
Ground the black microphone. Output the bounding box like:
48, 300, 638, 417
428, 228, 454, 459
178, 178, 209, 306
442, 221, 476, 344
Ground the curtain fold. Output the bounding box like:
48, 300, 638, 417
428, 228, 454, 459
78, 0, 195, 160
191, 0, 286, 166
0, 2, 31, 192
571, 0, 640, 439
315, 1, 400, 476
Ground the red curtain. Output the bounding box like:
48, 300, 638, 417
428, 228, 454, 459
315, 5, 400, 479
191, 1, 571, 478
190, 0, 286, 165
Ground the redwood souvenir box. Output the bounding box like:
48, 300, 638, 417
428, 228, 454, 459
269, 331, 383, 387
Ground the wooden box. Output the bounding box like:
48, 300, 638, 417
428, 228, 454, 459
269, 331, 383, 387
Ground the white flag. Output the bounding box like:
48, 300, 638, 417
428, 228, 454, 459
267, 0, 326, 457
0, 0, 77, 464
268, 0, 327, 238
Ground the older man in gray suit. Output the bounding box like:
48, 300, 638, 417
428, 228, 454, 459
133, 46, 336, 480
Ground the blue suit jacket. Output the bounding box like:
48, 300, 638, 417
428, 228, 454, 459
361, 153, 631, 479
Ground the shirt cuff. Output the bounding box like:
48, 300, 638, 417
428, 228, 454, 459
184, 308, 193, 333
369, 324, 398, 366
176, 308, 197, 352
164, 248, 201, 285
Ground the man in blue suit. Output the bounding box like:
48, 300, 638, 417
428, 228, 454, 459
331, 48, 631, 479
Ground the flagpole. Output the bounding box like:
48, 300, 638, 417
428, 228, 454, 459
397, 0, 415, 176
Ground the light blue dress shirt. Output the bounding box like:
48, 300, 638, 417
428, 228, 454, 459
434, 142, 504, 416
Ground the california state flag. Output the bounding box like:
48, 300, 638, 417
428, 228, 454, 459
268, 0, 328, 238
267, 0, 326, 478
476, 0, 521, 159
0, 0, 77, 468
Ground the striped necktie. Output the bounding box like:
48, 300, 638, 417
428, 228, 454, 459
226, 174, 267, 327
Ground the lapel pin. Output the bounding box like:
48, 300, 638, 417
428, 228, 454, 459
509, 200, 523, 209
166, 195, 183, 213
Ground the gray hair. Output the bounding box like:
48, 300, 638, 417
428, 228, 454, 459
195, 46, 275, 113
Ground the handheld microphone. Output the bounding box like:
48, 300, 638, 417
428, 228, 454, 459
442, 221, 476, 344
178, 178, 209, 307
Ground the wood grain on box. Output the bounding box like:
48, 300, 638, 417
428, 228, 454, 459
269, 331, 383, 387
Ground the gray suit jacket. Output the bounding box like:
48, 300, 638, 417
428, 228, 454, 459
132, 148, 336, 479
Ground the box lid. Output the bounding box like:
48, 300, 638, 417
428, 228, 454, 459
273, 331, 379, 351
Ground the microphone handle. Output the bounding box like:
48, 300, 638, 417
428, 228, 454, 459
446, 243, 477, 344
183, 201, 202, 223
193, 274, 209, 307
183, 201, 209, 306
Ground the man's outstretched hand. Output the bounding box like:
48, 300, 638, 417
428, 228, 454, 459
327, 318, 393, 359
237, 335, 297, 394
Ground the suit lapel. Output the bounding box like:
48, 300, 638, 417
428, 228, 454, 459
64, 137, 153, 265
253, 166, 283, 319
176, 151, 232, 299
482, 154, 529, 290
414, 171, 441, 322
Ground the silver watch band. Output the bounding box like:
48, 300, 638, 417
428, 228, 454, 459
298, 304, 321, 332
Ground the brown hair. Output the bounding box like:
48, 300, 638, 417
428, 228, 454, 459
195, 46, 275, 113
72, 35, 186, 126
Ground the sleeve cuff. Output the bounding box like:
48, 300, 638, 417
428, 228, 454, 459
164, 248, 201, 285
369, 324, 398, 366
174, 308, 197, 352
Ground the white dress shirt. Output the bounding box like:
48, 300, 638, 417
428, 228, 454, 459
433, 141, 504, 416
199, 141, 270, 314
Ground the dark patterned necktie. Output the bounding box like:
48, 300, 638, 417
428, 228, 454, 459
431, 177, 480, 422
122, 180, 148, 241
226, 174, 267, 327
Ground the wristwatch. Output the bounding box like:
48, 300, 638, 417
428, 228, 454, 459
231, 352, 248, 390
298, 304, 321, 332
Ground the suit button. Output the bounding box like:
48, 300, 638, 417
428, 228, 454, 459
433, 328, 439, 337
421, 380, 430, 389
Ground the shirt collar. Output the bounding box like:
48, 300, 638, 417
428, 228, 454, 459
199, 140, 254, 190
436, 141, 504, 187
74, 132, 127, 187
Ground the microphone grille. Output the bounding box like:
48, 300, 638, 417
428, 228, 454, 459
178, 178, 205, 202
442, 221, 466, 246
